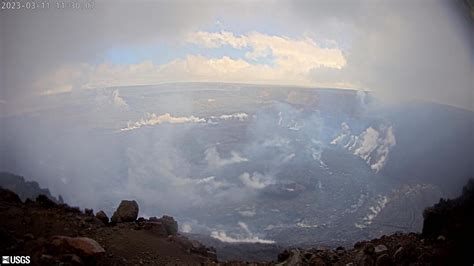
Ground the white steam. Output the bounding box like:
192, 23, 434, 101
331, 122, 396, 173
121, 113, 206, 131
210, 222, 275, 244
205, 147, 248, 168
239, 172, 273, 189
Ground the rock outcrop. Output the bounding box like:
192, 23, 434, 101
0, 188, 216, 265
0, 172, 59, 203
95, 210, 109, 225
110, 200, 139, 223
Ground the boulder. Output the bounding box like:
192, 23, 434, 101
143, 222, 168, 236
111, 200, 139, 223
84, 208, 93, 216
95, 211, 109, 225
148, 216, 159, 222
50, 236, 105, 261
0, 188, 22, 204
36, 194, 57, 208
160, 215, 178, 236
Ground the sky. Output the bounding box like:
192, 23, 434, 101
1, 0, 473, 110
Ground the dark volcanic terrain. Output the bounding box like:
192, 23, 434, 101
0, 174, 473, 265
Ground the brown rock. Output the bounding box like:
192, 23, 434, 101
50, 236, 105, 259
143, 221, 168, 236
95, 211, 109, 225
111, 200, 139, 223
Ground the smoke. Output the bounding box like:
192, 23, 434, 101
210, 222, 275, 244
331, 122, 396, 173
121, 113, 206, 131
288, 0, 473, 110
204, 147, 248, 168
239, 172, 274, 190
111, 90, 129, 109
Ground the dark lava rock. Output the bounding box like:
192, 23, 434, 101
84, 208, 94, 216
422, 179, 474, 264
160, 215, 178, 236
36, 194, 57, 208
0, 188, 22, 204
111, 200, 139, 223
363, 243, 375, 255
95, 211, 109, 225
375, 253, 391, 266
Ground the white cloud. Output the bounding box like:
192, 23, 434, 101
188, 31, 346, 71
37, 31, 349, 95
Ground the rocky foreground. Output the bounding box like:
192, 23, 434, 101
0, 179, 473, 265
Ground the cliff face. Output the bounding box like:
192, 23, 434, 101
422, 179, 474, 264
0, 172, 61, 203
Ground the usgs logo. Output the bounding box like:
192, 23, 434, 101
2, 256, 30, 264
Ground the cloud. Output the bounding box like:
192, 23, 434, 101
187, 31, 347, 70
289, 0, 473, 109
2, 0, 472, 110
1, 0, 218, 100
32, 30, 348, 95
